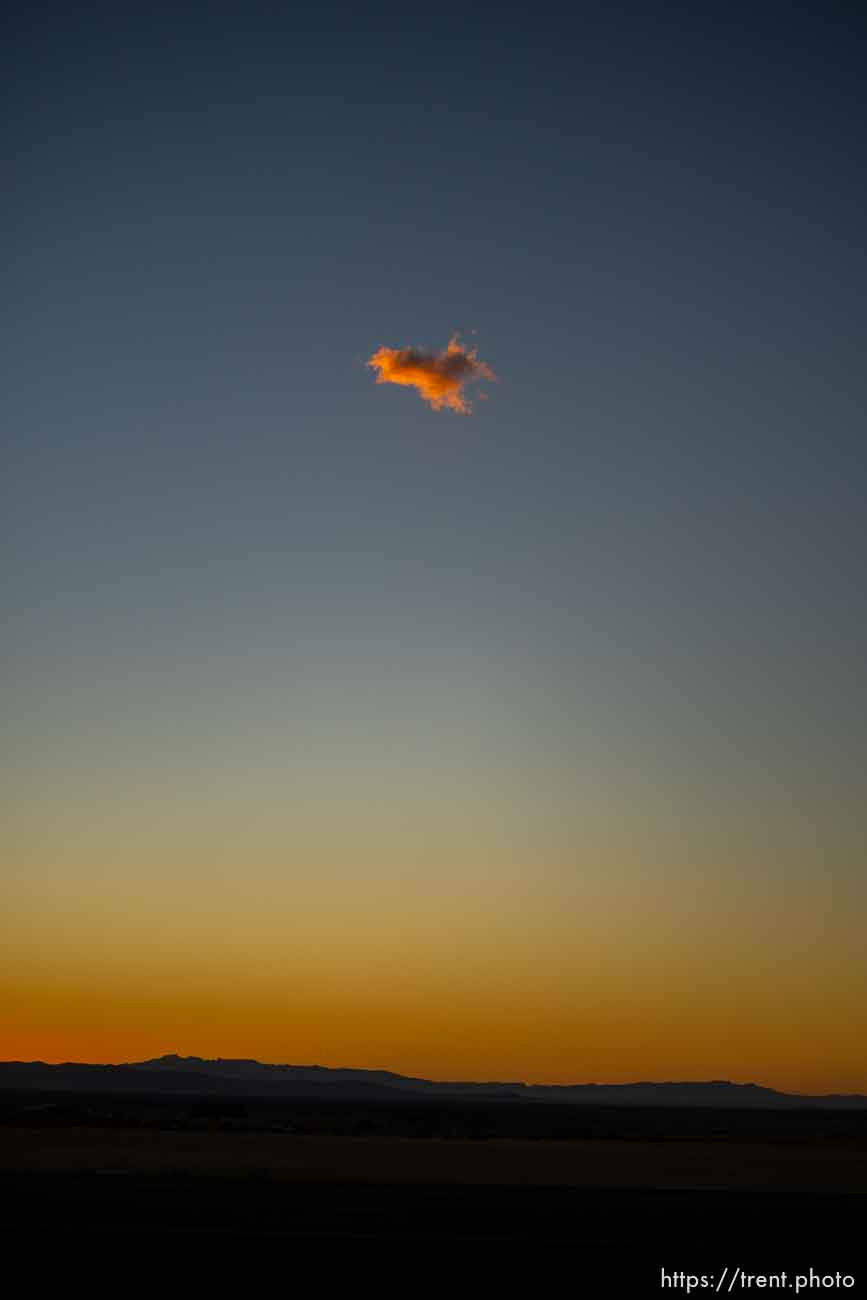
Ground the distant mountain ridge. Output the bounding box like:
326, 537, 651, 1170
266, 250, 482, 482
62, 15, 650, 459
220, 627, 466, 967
2, 1054, 865, 1108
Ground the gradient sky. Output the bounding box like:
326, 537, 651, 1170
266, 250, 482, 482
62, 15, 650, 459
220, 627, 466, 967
4, 1, 866, 1092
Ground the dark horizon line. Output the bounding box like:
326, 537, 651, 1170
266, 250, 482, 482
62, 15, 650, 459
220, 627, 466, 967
3, 1053, 866, 1105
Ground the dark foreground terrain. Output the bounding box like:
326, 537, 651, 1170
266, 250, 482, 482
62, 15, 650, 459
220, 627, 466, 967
3, 1090, 866, 1285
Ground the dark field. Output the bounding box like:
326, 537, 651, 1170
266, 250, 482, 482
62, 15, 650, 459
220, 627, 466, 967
3, 1091, 866, 1283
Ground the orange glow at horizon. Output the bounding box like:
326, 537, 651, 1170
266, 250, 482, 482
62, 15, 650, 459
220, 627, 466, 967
5, 721, 866, 1099
367, 334, 495, 412
4, 955, 866, 1095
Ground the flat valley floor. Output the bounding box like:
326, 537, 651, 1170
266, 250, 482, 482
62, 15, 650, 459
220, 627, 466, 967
3, 1097, 865, 1284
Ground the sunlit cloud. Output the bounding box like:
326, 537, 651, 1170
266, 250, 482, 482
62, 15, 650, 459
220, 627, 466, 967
367, 334, 495, 413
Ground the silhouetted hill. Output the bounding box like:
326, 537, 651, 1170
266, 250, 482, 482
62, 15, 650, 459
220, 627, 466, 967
1, 1056, 865, 1108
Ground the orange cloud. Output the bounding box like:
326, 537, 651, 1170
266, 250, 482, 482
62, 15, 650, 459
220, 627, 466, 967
367, 334, 495, 413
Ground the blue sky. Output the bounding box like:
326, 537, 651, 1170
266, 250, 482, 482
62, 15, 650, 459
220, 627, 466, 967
4, 1, 866, 1085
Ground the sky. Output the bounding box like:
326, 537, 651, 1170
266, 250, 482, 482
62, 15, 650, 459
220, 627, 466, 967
3, 0, 866, 1092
